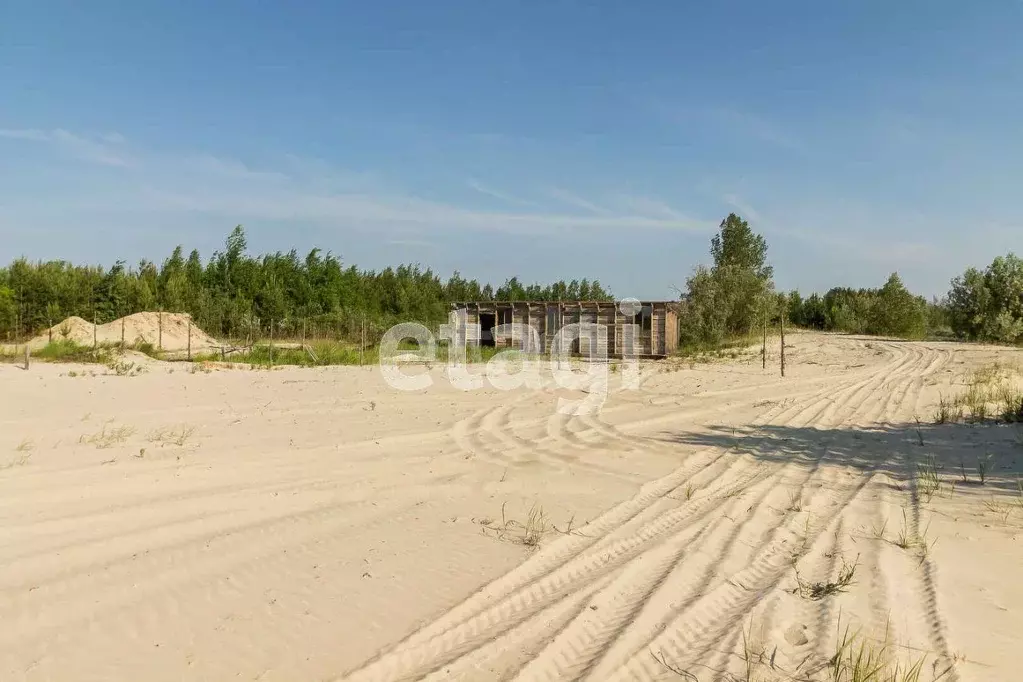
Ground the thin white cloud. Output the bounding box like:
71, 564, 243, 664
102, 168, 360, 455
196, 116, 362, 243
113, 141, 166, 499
0, 128, 712, 240
0, 128, 48, 141
139, 185, 710, 236
546, 187, 612, 215
722, 194, 762, 222
0, 127, 133, 166
614, 194, 691, 221
466, 179, 538, 207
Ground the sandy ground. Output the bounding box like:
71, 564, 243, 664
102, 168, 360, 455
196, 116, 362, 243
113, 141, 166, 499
1, 333, 1021, 681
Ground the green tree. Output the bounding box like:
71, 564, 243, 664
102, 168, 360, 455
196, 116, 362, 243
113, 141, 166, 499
681, 213, 774, 344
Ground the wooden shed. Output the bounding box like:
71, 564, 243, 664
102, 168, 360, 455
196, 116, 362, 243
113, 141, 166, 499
449, 300, 680, 358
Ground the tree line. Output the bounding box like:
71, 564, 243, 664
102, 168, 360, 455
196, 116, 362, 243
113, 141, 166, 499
0, 226, 612, 340
2, 220, 1019, 347
678, 214, 1022, 346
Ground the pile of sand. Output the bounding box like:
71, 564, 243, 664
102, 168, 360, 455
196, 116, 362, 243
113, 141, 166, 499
28, 312, 220, 352
29, 316, 96, 349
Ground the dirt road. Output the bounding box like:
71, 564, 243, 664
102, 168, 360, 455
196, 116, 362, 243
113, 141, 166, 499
1, 334, 1020, 681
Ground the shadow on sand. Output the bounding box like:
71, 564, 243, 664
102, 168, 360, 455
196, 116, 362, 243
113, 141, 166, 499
653, 419, 1023, 497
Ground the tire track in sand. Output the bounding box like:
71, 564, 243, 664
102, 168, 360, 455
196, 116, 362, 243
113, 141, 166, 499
340, 338, 942, 682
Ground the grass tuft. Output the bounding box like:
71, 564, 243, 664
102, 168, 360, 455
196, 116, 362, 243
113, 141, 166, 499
80, 424, 136, 449
148, 425, 196, 447
793, 555, 859, 601
828, 618, 954, 682
480, 502, 551, 549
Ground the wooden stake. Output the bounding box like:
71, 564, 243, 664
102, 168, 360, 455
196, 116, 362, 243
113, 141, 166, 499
762, 307, 767, 370
158, 310, 163, 351
24, 344, 30, 371
360, 317, 366, 366
780, 312, 786, 377
48, 319, 52, 344
269, 320, 274, 368
93, 312, 98, 350
187, 322, 192, 361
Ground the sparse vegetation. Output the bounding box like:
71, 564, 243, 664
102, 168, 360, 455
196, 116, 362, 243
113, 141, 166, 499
148, 425, 196, 447
932, 395, 963, 424
480, 502, 550, 548
30, 339, 114, 364
917, 455, 944, 502
977, 454, 992, 485
932, 362, 1023, 425
107, 358, 147, 376
892, 509, 934, 560
793, 555, 859, 601
828, 619, 953, 682
79, 424, 136, 449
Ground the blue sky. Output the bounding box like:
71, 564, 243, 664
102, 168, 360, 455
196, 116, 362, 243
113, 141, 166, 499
2, 1, 1021, 299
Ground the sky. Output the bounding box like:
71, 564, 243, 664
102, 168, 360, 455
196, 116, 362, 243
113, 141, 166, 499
2, 1, 1021, 299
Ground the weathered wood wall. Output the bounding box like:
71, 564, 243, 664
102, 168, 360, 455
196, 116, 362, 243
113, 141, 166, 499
449, 300, 678, 358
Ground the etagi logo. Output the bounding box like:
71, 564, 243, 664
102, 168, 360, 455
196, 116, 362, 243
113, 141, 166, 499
378, 299, 646, 416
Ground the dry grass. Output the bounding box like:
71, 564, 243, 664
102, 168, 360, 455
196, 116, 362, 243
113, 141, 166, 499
106, 358, 147, 377
828, 619, 954, 682
480, 502, 551, 548
79, 424, 136, 449
892, 509, 934, 561
793, 555, 859, 601
147, 425, 196, 447
916, 455, 944, 502
935, 361, 1023, 425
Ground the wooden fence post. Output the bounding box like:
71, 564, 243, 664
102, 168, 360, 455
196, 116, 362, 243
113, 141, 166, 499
762, 308, 767, 370
93, 312, 98, 350
187, 322, 192, 361
780, 313, 786, 377
24, 344, 30, 370
360, 316, 366, 366
158, 309, 163, 351
121, 316, 125, 347
48, 319, 52, 344
269, 320, 274, 368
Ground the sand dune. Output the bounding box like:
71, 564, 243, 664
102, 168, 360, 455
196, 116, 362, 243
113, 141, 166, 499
0, 333, 1020, 681
26, 312, 219, 352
